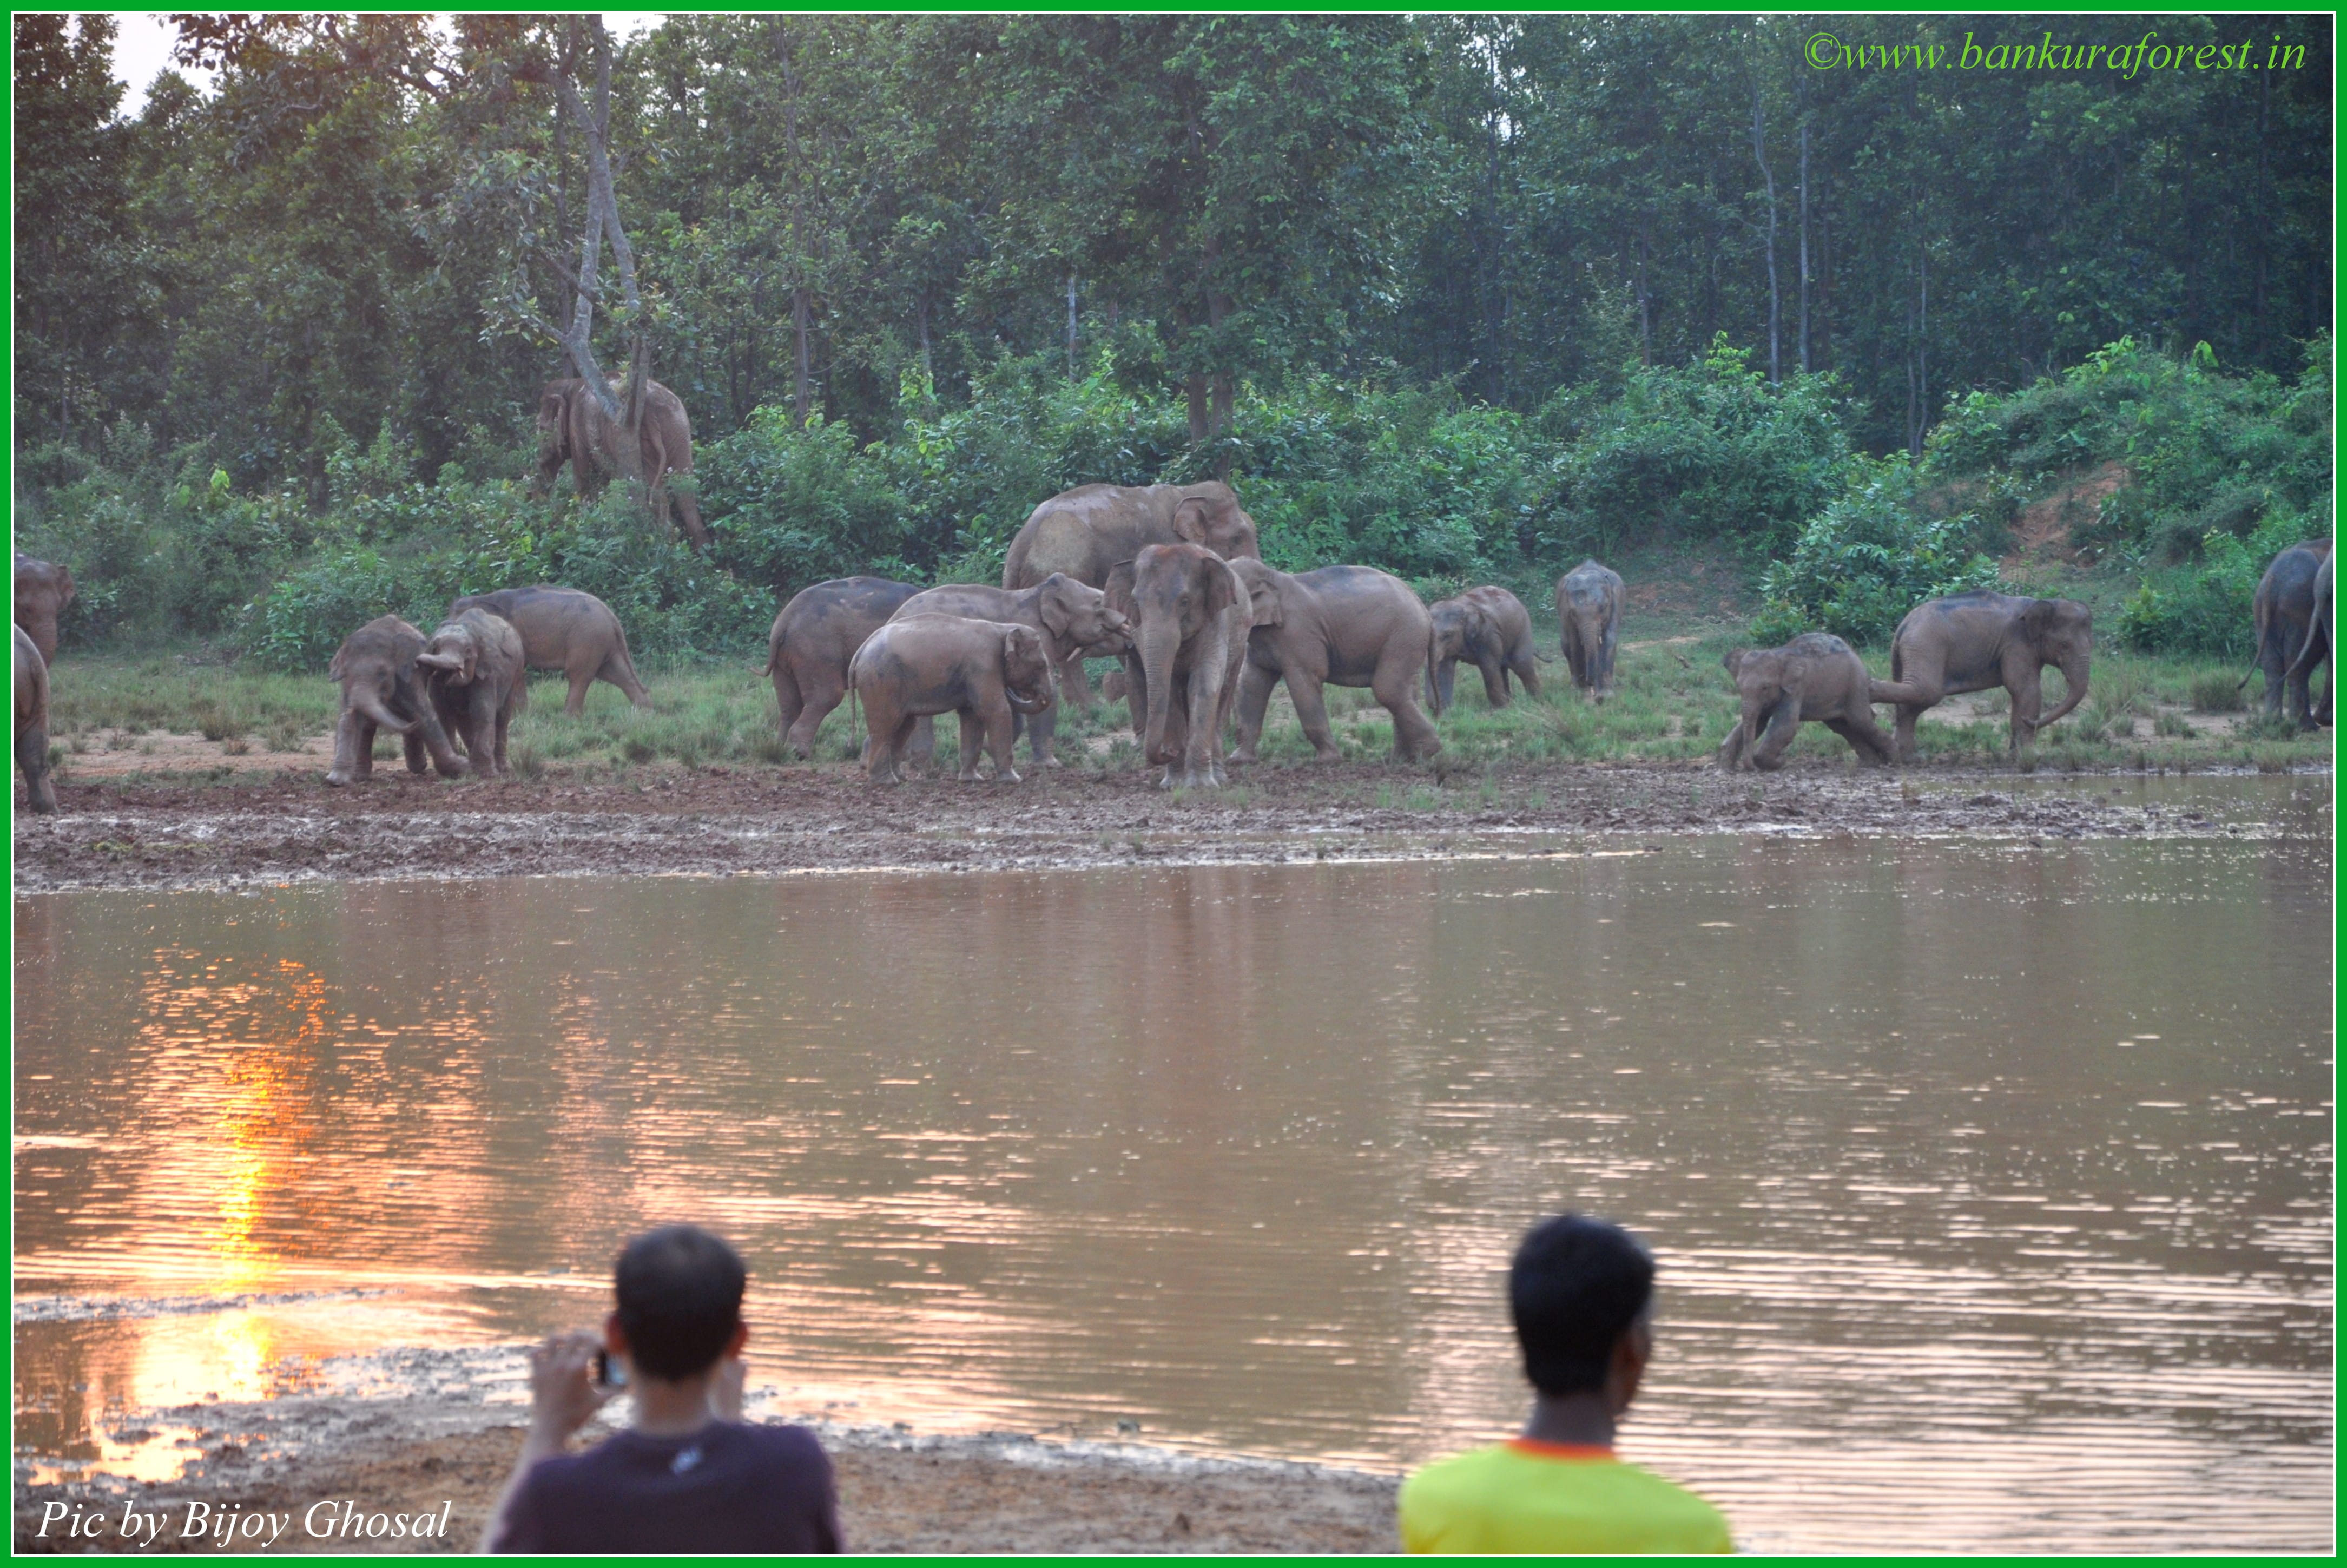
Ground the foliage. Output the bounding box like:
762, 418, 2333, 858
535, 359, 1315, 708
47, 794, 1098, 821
1750, 456, 2000, 645
2113, 512, 2330, 660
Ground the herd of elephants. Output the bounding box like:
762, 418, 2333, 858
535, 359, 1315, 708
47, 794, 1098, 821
8, 470, 2336, 813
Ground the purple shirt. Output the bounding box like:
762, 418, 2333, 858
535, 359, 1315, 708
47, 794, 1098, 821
492, 1420, 842, 1554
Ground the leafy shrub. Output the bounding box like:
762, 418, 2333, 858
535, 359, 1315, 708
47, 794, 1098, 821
1750, 456, 2000, 645
2114, 510, 2328, 658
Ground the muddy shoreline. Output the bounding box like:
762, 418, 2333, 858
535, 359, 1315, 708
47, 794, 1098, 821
15, 1389, 1400, 1555
11, 760, 2317, 894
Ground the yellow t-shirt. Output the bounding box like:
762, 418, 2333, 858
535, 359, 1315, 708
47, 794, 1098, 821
1399, 1439, 1732, 1555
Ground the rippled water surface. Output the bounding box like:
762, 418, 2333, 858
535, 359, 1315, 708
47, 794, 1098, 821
14, 802, 2335, 1551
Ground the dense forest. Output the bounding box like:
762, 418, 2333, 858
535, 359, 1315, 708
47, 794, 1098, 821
13, 12, 2335, 665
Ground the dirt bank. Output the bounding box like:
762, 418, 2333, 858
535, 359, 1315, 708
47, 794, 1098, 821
13, 758, 2313, 894
15, 1404, 1397, 1555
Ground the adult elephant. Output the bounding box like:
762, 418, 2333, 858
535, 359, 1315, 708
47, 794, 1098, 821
533, 378, 708, 548
1001, 482, 1260, 709
1868, 590, 2093, 760
1111, 543, 1251, 790
892, 574, 1132, 767
14, 624, 58, 814
447, 585, 648, 717
848, 616, 1053, 785
2252, 539, 2332, 728
416, 609, 528, 780
14, 553, 75, 666
1555, 560, 1625, 701
2280, 549, 2334, 728
764, 576, 927, 760
1228, 561, 1442, 765
325, 616, 466, 786
1718, 634, 1896, 771
1427, 587, 1542, 714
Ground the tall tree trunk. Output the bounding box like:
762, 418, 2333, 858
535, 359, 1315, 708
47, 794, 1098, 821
793, 282, 813, 428
917, 293, 933, 380
1752, 80, 1779, 384
1634, 226, 1652, 367
1797, 117, 1810, 375
1066, 273, 1079, 379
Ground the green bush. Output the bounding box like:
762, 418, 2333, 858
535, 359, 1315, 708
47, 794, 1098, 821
1750, 456, 2000, 645
2115, 511, 2328, 658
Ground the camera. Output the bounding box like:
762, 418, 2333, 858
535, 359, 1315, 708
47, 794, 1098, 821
592, 1349, 628, 1389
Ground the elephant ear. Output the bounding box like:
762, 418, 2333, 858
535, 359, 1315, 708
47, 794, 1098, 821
1203, 558, 1242, 618
1104, 562, 1138, 622
1004, 624, 1044, 668
2019, 598, 2055, 642
1722, 648, 1748, 675
1171, 497, 1214, 546
1036, 574, 1076, 639
328, 644, 350, 683
536, 387, 570, 432
460, 634, 480, 684
1781, 656, 1809, 693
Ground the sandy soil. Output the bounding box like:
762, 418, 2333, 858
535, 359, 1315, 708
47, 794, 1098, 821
14, 1402, 1398, 1556
10, 757, 2284, 894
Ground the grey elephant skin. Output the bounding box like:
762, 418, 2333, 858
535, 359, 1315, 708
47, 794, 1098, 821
416, 609, 528, 779
849, 615, 1052, 785
766, 577, 927, 759
1230, 560, 1442, 765
1719, 633, 1895, 770
1428, 587, 1542, 714
325, 615, 467, 787
2279, 549, 2333, 727
892, 575, 1133, 766
1002, 482, 1261, 708
14, 552, 75, 666
1109, 544, 1252, 789
2253, 539, 2331, 728
1869, 590, 2092, 759
534, 378, 708, 548
448, 585, 648, 717
1554, 560, 1624, 700
14, 623, 58, 814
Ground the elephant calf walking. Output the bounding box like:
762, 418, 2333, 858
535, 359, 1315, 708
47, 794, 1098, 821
1555, 560, 1625, 701
848, 615, 1053, 785
1719, 634, 1896, 771
1428, 587, 1542, 714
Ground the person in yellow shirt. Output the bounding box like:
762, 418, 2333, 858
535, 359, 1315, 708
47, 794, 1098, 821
1399, 1213, 1731, 1554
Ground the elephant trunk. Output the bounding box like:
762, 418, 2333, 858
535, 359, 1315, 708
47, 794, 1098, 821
1139, 622, 1181, 765
325, 711, 368, 787
356, 692, 414, 736
412, 701, 468, 778
2039, 648, 2091, 730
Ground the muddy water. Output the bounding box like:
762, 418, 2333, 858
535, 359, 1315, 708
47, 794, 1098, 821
13, 819, 2333, 1551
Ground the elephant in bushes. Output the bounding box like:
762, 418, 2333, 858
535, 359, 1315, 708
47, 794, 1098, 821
2254, 540, 2331, 728
2280, 550, 2333, 727
1428, 587, 1542, 714
326, 615, 466, 787
447, 585, 648, 717
14, 553, 75, 666
1003, 482, 1261, 710
1555, 560, 1625, 700
1719, 634, 1896, 771
1869, 590, 2092, 759
766, 576, 932, 761
849, 615, 1053, 785
1109, 544, 1252, 789
533, 378, 708, 548
417, 609, 528, 779
1229, 560, 1443, 765
14, 624, 58, 814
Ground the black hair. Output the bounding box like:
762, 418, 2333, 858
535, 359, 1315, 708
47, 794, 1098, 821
613, 1224, 747, 1380
1509, 1213, 1656, 1396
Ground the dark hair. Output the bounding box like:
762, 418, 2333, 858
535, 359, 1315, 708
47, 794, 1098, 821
614, 1225, 747, 1380
1509, 1214, 1656, 1396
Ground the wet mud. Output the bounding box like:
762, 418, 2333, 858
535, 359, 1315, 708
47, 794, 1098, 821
10, 760, 2293, 894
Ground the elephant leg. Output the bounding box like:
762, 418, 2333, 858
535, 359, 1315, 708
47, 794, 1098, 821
1596, 625, 1620, 696
1230, 661, 1278, 761
494, 703, 513, 776
774, 664, 806, 754
1025, 689, 1060, 767
326, 712, 374, 786
909, 714, 938, 766
1825, 714, 1894, 766
984, 700, 1023, 782
789, 671, 850, 759
2286, 630, 2316, 729
2007, 672, 2044, 752
402, 728, 426, 775
564, 659, 595, 717
1478, 654, 1510, 709
1717, 717, 1749, 772
1747, 696, 1802, 772
1373, 656, 1442, 761
1120, 655, 1149, 745
16, 722, 56, 813
1512, 646, 1542, 701
1182, 666, 1225, 788
1564, 636, 1588, 691
1288, 673, 1339, 760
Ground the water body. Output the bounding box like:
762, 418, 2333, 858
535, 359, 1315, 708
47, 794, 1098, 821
12, 795, 2333, 1551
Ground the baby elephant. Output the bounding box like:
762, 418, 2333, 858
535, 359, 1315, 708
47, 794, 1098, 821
416, 608, 529, 779
1427, 586, 1542, 714
1718, 633, 1895, 772
849, 615, 1053, 785
326, 615, 467, 786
